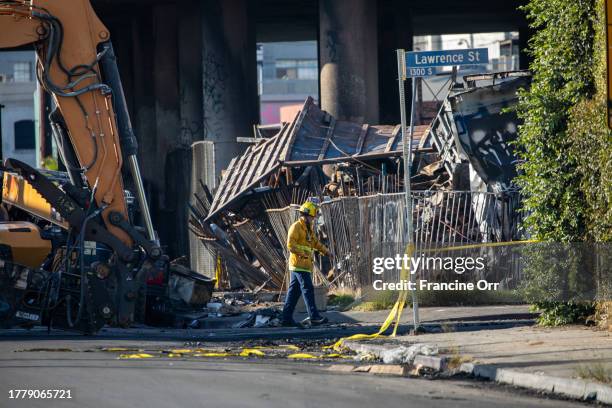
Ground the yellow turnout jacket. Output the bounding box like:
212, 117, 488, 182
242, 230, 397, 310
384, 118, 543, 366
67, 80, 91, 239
287, 217, 328, 272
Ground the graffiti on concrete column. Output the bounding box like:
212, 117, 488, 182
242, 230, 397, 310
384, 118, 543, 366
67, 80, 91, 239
203, 51, 228, 139
179, 86, 203, 145
180, 117, 203, 144
325, 30, 340, 63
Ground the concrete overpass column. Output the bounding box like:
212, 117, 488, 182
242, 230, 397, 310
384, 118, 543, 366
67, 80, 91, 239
377, 0, 413, 124
161, 0, 205, 259
201, 0, 258, 174
319, 0, 379, 123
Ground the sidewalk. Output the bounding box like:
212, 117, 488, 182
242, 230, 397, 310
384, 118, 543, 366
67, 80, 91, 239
314, 304, 536, 324
344, 325, 612, 404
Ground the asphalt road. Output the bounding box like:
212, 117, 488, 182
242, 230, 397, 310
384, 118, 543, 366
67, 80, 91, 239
0, 339, 590, 408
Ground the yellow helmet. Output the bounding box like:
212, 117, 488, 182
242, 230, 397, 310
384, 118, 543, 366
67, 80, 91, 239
299, 201, 318, 217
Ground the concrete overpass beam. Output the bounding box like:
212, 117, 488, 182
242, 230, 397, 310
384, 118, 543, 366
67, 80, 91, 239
319, 0, 379, 123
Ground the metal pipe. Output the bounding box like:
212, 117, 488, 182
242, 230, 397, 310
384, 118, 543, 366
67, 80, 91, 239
128, 155, 156, 242
98, 41, 156, 243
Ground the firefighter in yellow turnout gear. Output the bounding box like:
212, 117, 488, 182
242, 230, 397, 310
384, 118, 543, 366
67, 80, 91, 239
281, 201, 330, 327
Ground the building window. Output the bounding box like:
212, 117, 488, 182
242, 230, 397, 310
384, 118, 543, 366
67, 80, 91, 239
276, 59, 317, 80
14, 120, 35, 150
13, 62, 31, 82
276, 60, 297, 79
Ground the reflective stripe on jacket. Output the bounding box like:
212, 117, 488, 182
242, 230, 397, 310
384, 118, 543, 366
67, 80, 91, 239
287, 217, 328, 272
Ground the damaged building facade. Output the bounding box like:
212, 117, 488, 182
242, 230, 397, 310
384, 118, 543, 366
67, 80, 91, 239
190, 71, 531, 291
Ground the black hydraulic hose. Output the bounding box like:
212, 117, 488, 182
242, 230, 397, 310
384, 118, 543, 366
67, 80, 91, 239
31, 11, 111, 98
67, 200, 105, 328
97, 42, 138, 156
66, 217, 89, 328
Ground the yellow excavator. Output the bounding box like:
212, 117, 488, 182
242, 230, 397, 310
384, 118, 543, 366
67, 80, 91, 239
0, 0, 207, 333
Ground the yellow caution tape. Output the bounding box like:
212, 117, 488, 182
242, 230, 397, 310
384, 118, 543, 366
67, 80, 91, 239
287, 353, 318, 359
240, 348, 265, 357
167, 353, 182, 358
102, 347, 134, 352
331, 240, 540, 351
195, 348, 218, 353
281, 345, 301, 351
423, 239, 540, 253
193, 352, 233, 357
119, 353, 155, 359
331, 243, 414, 351
169, 349, 194, 354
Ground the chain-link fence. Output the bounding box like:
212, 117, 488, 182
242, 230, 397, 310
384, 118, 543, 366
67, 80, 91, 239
318, 190, 523, 288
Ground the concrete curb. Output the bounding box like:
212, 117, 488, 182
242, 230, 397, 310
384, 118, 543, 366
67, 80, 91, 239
459, 362, 612, 405
343, 340, 612, 405
328, 364, 410, 377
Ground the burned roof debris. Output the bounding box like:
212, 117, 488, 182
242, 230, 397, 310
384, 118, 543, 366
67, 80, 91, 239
205, 96, 431, 220
190, 72, 530, 291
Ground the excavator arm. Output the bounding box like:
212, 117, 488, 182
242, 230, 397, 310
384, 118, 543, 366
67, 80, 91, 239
0, 0, 156, 246
0, 0, 171, 331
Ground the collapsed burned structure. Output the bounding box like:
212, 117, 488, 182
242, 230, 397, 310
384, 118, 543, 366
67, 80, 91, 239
189, 71, 531, 291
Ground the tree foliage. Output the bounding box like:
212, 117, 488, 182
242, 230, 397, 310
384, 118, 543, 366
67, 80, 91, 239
516, 0, 612, 242
517, 0, 612, 326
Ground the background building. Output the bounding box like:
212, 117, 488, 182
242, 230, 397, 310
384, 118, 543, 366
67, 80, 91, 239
0, 51, 37, 168
258, 41, 318, 124
411, 32, 520, 124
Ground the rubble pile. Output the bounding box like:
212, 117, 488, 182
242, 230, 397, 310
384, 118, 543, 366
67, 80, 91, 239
189, 72, 530, 293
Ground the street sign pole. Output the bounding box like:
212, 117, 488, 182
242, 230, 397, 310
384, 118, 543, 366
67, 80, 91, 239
395, 46, 488, 333
396, 49, 419, 332
408, 73, 419, 330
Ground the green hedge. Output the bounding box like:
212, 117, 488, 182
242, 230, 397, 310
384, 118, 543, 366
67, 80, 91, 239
516, 0, 611, 325
516, 0, 611, 243
517, 0, 591, 241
